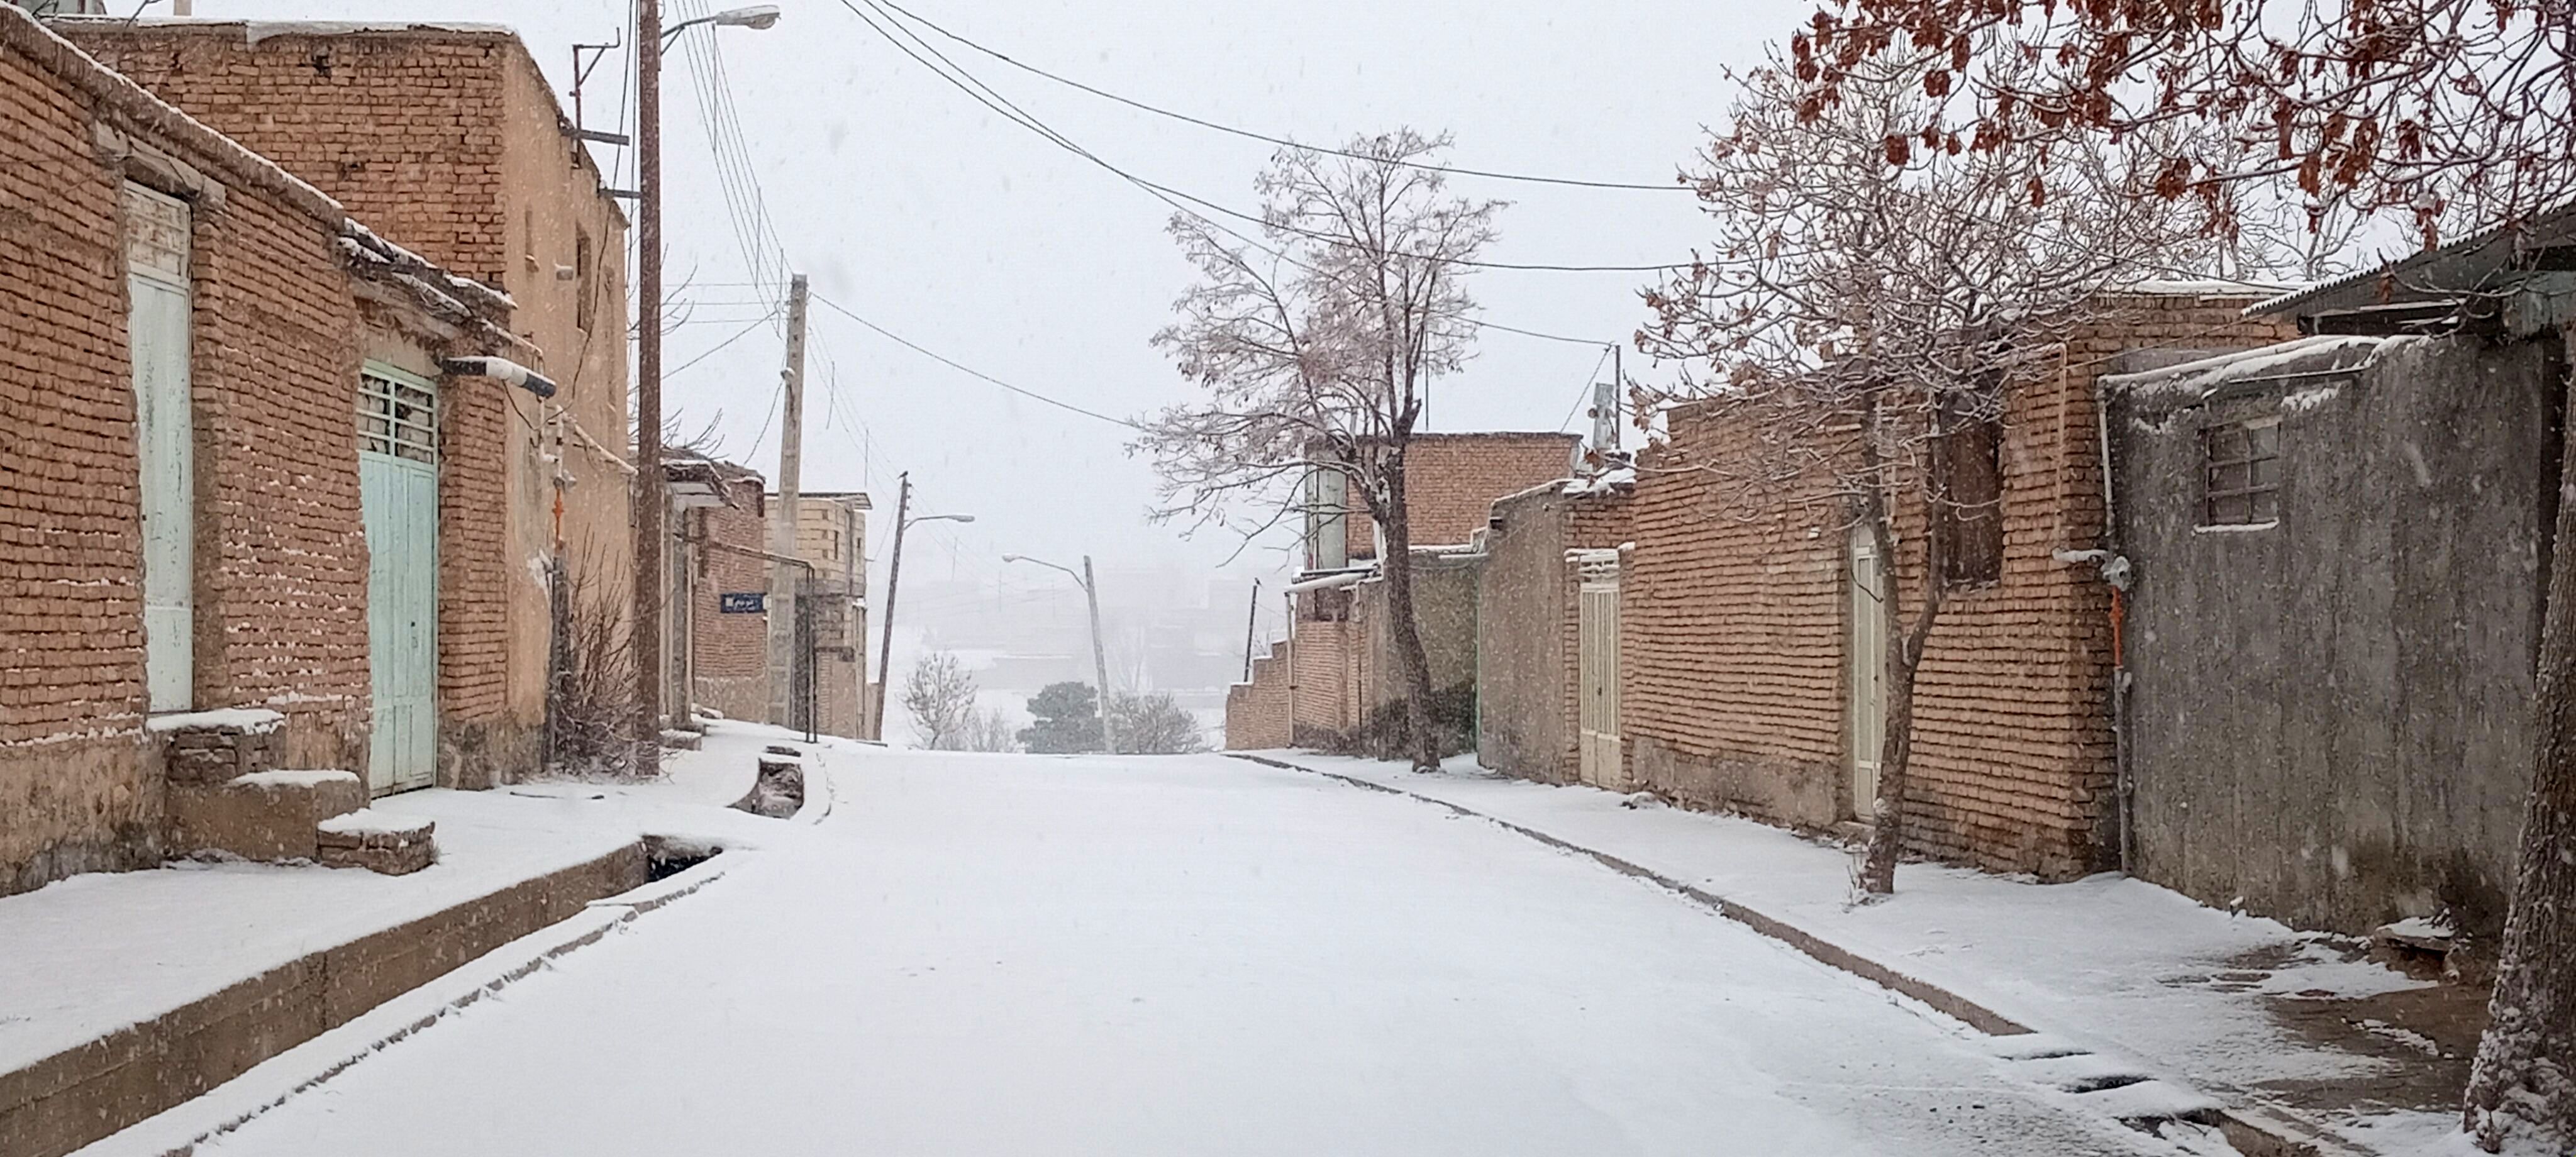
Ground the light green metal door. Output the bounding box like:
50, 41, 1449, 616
125, 184, 194, 713
360, 365, 438, 794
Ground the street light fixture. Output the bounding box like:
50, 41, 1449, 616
1003, 553, 1116, 755
869, 473, 976, 740
661, 5, 782, 44
632, 0, 779, 774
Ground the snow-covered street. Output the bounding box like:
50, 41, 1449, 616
166, 748, 2207, 1156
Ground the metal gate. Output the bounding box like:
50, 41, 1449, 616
359, 364, 438, 794
1848, 524, 1889, 818
125, 184, 194, 713
1577, 556, 1623, 790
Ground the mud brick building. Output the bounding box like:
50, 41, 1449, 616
1475, 475, 1633, 786
57, 16, 636, 784
1228, 432, 1578, 752
1616, 290, 2294, 879
774, 491, 871, 739
666, 455, 770, 727
0, 7, 539, 894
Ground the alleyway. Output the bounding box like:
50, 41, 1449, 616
164, 750, 2212, 1156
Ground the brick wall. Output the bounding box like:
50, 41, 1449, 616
1224, 639, 1293, 750
690, 480, 769, 723
0, 33, 156, 891
64, 24, 512, 285
1621, 297, 2297, 878
1344, 432, 1578, 558
65, 19, 633, 777
191, 187, 371, 768
1, 9, 482, 891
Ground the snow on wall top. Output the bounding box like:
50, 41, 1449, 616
232, 769, 360, 790
145, 707, 285, 734
2111, 277, 2299, 299
317, 808, 436, 837
53, 16, 518, 43
2, 6, 342, 224
2103, 335, 2387, 405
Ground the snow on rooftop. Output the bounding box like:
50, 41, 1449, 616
2112, 277, 2300, 299
2105, 335, 2387, 400
58, 16, 518, 43
145, 707, 285, 734
1562, 466, 1636, 496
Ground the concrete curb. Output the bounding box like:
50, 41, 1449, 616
1228, 752, 2372, 1157
83, 853, 730, 1157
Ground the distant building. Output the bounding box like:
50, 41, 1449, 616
1230, 432, 1579, 753
770, 491, 872, 739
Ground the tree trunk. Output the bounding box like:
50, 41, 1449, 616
1858, 501, 1946, 895
1379, 450, 1442, 772
2462, 342, 2576, 1152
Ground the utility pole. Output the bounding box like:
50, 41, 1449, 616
631, 0, 665, 775
765, 272, 808, 728
1241, 578, 1261, 683
1083, 555, 1115, 755
871, 473, 911, 741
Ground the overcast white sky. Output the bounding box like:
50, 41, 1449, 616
195, 0, 1809, 662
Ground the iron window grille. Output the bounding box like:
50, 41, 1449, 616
2202, 418, 2280, 526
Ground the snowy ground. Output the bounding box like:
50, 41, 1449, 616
1265, 751, 2460, 1151
0, 725, 787, 1078
90, 746, 2253, 1156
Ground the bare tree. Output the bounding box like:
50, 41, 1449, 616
1108, 692, 1212, 755
1788, 0, 2576, 248
1780, 6, 2576, 1144
902, 651, 978, 750
1133, 129, 1502, 773
1638, 50, 2232, 895
962, 705, 1021, 754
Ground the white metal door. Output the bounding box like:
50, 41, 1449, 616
1577, 573, 1621, 790
1848, 525, 1889, 818
359, 365, 439, 794
125, 184, 194, 713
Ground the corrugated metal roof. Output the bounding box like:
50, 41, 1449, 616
2247, 200, 2576, 318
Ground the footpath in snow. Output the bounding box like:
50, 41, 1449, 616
0, 722, 804, 1082
1250, 751, 2471, 1156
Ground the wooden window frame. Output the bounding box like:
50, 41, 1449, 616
1933, 396, 2005, 589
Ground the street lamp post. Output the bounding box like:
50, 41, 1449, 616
1003, 553, 1114, 755
870, 470, 972, 741
632, 1, 777, 773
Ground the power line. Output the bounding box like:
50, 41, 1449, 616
809, 292, 1145, 430
867, 0, 1690, 194
834, 0, 1688, 275
1557, 345, 1615, 432
831, 0, 1616, 345
665, 307, 783, 379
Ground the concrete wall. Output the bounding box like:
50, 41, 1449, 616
1476, 484, 1631, 783
2113, 333, 2555, 934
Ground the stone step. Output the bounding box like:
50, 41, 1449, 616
167, 769, 365, 863
314, 809, 437, 875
